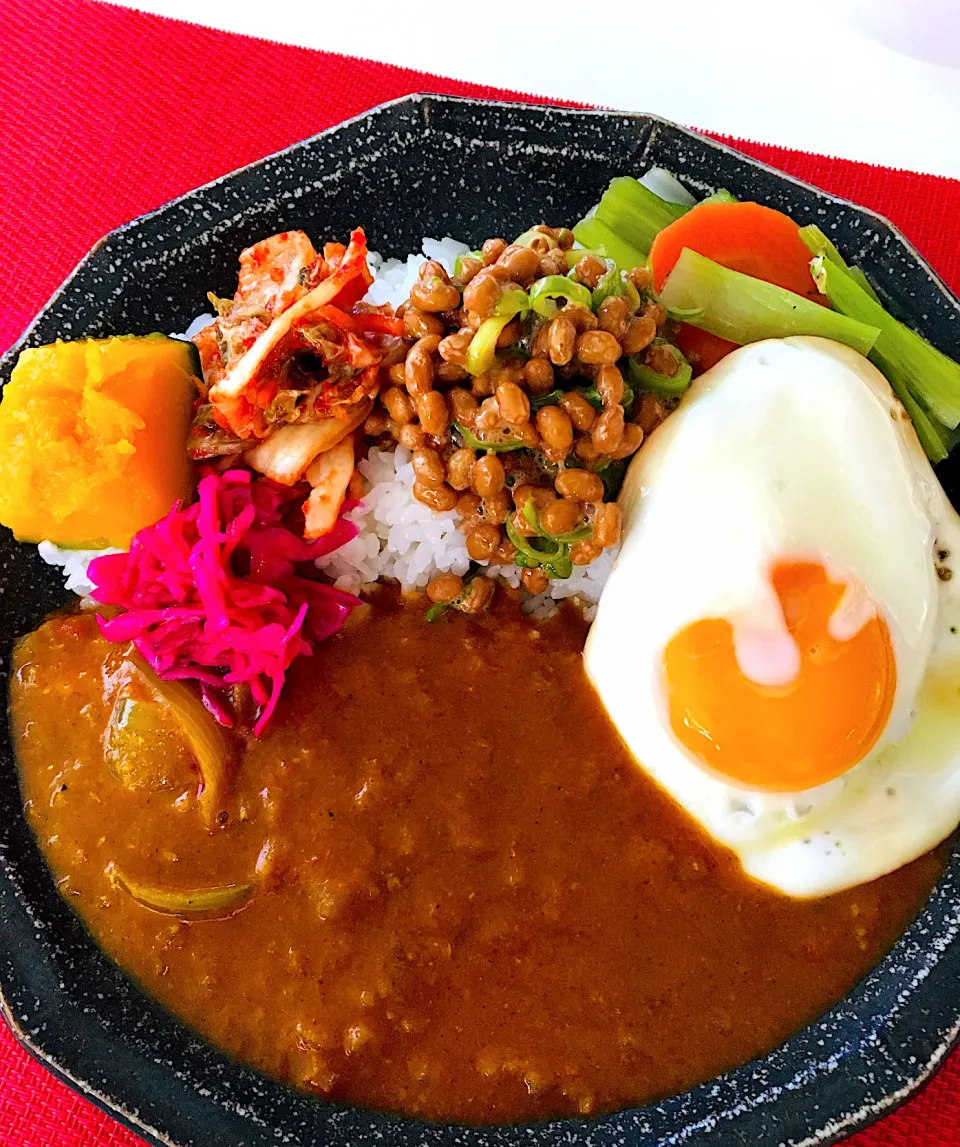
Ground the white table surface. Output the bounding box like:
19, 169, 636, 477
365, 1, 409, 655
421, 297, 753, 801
116, 0, 960, 180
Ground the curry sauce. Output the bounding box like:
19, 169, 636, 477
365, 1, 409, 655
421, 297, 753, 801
10, 595, 944, 1124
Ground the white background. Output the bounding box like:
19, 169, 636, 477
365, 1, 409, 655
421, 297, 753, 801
113, 0, 960, 179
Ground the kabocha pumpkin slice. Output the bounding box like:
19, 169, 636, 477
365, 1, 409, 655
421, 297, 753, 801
0, 334, 198, 549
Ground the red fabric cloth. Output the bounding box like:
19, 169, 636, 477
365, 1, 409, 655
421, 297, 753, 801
2, 1, 960, 1144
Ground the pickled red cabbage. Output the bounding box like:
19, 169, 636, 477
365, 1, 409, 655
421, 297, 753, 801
88, 468, 360, 736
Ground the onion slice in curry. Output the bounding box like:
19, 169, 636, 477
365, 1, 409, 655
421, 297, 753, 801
106, 862, 253, 916
132, 655, 230, 828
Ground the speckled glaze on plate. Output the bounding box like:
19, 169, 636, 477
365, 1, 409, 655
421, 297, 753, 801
2, 94, 960, 1147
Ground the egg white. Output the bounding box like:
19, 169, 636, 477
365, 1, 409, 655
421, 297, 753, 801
585, 336, 960, 898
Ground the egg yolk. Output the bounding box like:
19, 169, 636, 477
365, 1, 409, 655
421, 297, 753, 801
662, 561, 896, 791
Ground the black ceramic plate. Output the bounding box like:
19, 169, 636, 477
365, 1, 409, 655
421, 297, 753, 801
2, 94, 960, 1147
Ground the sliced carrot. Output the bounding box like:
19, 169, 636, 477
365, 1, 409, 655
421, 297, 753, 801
649, 201, 822, 302
673, 322, 739, 377
649, 200, 825, 373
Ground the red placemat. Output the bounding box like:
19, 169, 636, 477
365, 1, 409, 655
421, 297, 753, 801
2, 2, 960, 1144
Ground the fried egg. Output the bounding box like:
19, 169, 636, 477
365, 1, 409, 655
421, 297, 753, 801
585, 336, 960, 897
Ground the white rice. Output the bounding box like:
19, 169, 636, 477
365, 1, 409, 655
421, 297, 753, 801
364, 236, 473, 311
38, 236, 619, 617
37, 541, 120, 597
317, 443, 617, 619
317, 445, 472, 592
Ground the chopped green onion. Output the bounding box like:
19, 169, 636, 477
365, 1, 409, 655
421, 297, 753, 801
546, 554, 573, 579
454, 250, 482, 276
107, 863, 253, 916
520, 498, 544, 532
529, 389, 564, 411
594, 176, 688, 255
627, 341, 693, 398
551, 525, 593, 546
660, 248, 881, 356
811, 254, 960, 428
594, 458, 629, 500
494, 288, 531, 319
591, 265, 641, 314
572, 217, 646, 274
465, 316, 510, 376
464, 290, 529, 376
505, 513, 563, 567
514, 227, 557, 250
575, 381, 635, 417
424, 570, 490, 622
454, 421, 526, 453
578, 385, 603, 412
521, 496, 592, 544
528, 275, 592, 318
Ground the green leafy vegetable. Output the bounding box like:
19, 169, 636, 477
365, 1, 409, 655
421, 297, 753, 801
811, 254, 960, 429
627, 341, 693, 398
847, 266, 883, 305
593, 176, 688, 255
892, 374, 953, 464
659, 247, 881, 355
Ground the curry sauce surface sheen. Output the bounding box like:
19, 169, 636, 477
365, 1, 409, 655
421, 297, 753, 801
11, 597, 944, 1124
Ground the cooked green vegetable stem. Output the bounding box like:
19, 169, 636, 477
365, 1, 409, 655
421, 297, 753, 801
572, 217, 646, 273
593, 176, 688, 255
798, 225, 848, 269
811, 254, 960, 429
659, 248, 881, 356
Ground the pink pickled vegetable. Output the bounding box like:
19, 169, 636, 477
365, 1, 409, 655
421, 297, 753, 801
88, 468, 360, 736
